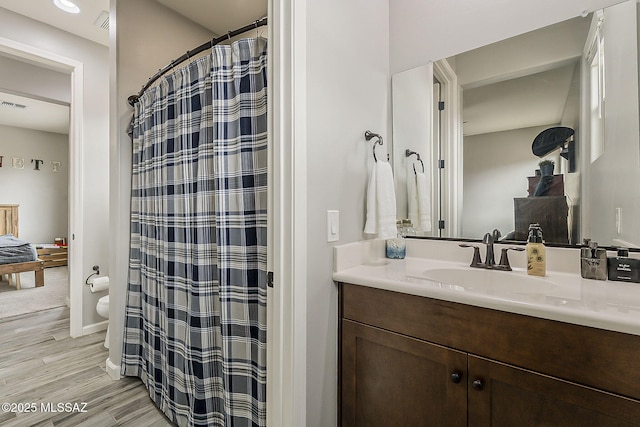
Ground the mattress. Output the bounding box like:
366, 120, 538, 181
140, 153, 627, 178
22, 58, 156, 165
0, 234, 38, 265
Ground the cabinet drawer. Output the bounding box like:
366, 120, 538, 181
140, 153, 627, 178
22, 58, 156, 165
340, 283, 640, 402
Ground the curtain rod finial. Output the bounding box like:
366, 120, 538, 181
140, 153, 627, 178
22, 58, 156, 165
128, 95, 139, 107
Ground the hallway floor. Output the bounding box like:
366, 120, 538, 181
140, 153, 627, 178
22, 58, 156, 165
0, 307, 174, 426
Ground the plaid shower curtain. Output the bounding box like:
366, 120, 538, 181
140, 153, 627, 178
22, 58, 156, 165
121, 38, 268, 427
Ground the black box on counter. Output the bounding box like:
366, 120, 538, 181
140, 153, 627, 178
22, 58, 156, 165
608, 248, 640, 283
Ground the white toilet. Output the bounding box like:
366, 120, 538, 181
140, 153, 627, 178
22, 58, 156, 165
96, 295, 110, 348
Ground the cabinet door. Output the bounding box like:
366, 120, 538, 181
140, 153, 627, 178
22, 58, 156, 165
341, 319, 467, 427
468, 355, 640, 427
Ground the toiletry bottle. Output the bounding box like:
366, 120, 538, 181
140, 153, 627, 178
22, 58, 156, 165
386, 220, 406, 259
608, 248, 640, 283
526, 223, 546, 276
580, 239, 607, 280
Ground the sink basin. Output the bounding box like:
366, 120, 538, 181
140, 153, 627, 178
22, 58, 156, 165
421, 267, 559, 295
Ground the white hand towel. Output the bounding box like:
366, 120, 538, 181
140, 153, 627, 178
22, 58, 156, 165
364, 164, 379, 235
415, 171, 431, 231
364, 161, 398, 239
407, 167, 419, 229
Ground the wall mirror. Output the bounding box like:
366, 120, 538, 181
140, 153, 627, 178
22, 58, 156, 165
392, 0, 640, 247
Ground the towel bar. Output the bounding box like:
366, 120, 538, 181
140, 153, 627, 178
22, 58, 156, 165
405, 149, 425, 174
364, 130, 387, 162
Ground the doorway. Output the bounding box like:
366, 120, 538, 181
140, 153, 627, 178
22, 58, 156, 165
0, 90, 70, 318
0, 36, 84, 336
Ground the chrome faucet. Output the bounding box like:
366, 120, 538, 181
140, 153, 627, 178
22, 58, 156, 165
460, 229, 524, 270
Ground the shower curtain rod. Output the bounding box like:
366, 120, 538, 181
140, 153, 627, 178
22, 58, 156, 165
127, 16, 268, 106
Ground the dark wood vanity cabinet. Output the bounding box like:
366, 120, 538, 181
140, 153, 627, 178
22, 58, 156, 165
342, 319, 467, 426
467, 356, 640, 427
339, 283, 640, 427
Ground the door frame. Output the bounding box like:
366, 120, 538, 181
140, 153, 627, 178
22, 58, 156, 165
433, 59, 462, 237
267, 0, 308, 425
0, 36, 84, 337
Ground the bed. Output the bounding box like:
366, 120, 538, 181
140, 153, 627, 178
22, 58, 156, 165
0, 204, 44, 289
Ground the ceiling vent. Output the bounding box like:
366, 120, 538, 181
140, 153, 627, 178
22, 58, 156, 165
1, 101, 27, 109
94, 11, 109, 31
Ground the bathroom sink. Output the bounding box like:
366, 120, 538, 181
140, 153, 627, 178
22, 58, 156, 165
421, 267, 559, 295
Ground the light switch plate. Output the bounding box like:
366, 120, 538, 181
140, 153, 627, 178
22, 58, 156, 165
327, 210, 339, 242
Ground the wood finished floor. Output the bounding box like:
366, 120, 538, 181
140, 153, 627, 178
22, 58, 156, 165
0, 307, 174, 426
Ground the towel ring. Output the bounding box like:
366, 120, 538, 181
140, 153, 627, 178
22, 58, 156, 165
364, 130, 385, 162
405, 149, 425, 174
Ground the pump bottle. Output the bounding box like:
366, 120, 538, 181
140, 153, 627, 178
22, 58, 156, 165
526, 224, 546, 276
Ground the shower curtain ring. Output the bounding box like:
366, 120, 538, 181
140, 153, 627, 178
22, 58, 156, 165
227, 30, 232, 40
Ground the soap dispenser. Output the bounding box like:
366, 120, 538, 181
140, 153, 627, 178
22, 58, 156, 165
385, 220, 406, 259
526, 224, 546, 276
580, 239, 607, 280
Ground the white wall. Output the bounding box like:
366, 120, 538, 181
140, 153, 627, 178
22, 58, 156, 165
453, 16, 590, 89
303, 0, 389, 425
392, 64, 433, 221
0, 55, 70, 103
389, 0, 629, 74
0, 125, 68, 242
583, 1, 640, 246
0, 8, 109, 327
463, 125, 554, 239
109, 0, 214, 372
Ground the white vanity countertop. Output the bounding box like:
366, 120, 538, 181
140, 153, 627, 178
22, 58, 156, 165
333, 240, 640, 337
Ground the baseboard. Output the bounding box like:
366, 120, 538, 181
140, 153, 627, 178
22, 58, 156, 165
82, 319, 108, 335
106, 358, 121, 380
